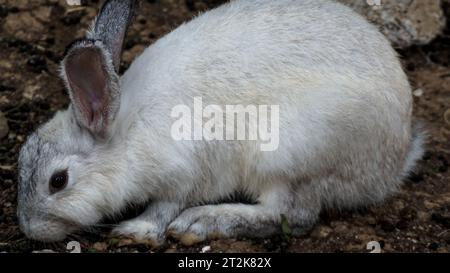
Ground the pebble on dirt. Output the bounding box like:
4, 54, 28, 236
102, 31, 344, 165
338, 0, 447, 48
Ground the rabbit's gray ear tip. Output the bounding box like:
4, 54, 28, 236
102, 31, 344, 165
98, 0, 141, 23
104, 0, 140, 11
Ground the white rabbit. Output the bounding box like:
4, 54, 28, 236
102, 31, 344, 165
17, 0, 424, 245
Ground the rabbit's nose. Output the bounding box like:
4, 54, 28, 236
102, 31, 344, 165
19, 217, 68, 242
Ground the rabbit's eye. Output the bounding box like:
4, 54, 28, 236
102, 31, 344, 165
49, 170, 68, 194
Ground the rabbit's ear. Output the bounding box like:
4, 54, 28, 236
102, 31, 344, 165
87, 0, 137, 71
61, 40, 120, 138
60, 0, 136, 138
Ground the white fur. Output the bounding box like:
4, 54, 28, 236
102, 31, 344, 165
18, 0, 424, 244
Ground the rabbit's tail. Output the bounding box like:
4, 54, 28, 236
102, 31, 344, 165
402, 121, 426, 176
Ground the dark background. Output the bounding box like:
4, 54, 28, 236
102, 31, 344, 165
0, 0, 449, 253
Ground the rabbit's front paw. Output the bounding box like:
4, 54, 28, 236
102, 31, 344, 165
111, 219, 164, 247
166, 206, 229, 246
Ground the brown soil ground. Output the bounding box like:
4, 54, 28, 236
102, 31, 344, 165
0, 0, 449, 253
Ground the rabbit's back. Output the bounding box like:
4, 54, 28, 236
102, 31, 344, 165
123, 0, 410, 108
119, 0, 416, 207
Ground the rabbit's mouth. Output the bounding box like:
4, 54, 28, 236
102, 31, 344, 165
19, 217, 73, 242
18, 210, 79, 242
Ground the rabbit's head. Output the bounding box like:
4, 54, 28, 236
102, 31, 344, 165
17, 0, 137, 242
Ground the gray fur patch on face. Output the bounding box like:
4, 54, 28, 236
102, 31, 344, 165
18, 115, 86, 197
18, 132, 57, 202
16, 107, 97, 241
17, 110, 84, 207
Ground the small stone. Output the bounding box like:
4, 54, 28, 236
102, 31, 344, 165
0, 165, 14, 172
117, 238, 134, 247
16, 135, 24, 142
338, 0, 446, 48
92, 242, 108, 252
201, 245, 211, 253
310, 225, 333, 238
444, 109, 450, 126
66, 0, 82, 6
393, 200, 406, 211
331, 221, 348, 234
0, 60, 13, 70
23, 83, 41, 101
32, 249, 56, 253
164, 248, 177, 253
7, 132, 16, 141
413, 89, 424, 97
0, 112, 9, 139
